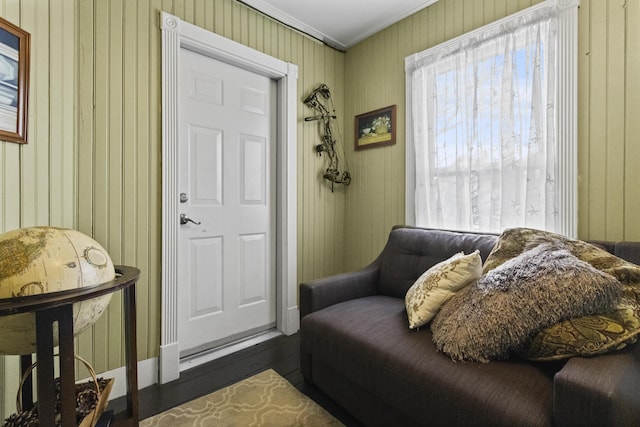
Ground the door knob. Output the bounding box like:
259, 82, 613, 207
180, 214, 201, 225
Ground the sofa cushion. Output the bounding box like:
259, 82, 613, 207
301, 295, 555, 426
378, 227, 498, 298
482, 227, 640, 361
431, 241, 622, 362
405, 250, 482, 329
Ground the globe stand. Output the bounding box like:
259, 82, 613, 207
0, 266, 140, 427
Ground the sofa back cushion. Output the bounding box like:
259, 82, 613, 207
378, 227, 498, 298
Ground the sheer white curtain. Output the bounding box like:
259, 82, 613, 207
406, 0, 578, 236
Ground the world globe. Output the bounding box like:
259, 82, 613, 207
0, 226, 115, 355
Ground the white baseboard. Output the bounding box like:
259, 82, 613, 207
93, 357, 158, 400
285, 306, 300, 335
159, 342, 180, 384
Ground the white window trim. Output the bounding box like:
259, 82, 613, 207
405, 0, 579, 237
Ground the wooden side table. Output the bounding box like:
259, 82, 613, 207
0, 265, 140, 427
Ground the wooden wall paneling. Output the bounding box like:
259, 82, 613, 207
172, 0, 185, 21
335, 50, 347, 274
122, 0, 139, 269
77, 0, 94, 236
483, 0, 496, 29
586, 0, 608, 239
393, 23, 407, 229
76, 0, 95, 370
269, 15, 278, 57
461, 0, 475, 33
443, 0, 458, 41
106, 0, 125, 371
312, 42, 324, 277
299, 39, 312, 282
121, 0, 140, 362
321, 48, 333, 275
299, 39, 311, 282
605, 0, 626, 240
504, 0, 520, 16
90, 0, 107, 370
0, 3, 18, 232
233, 0, 243, 44
577, 0, 591, 239
50, 0, 75, 228
216, 0, 227, 37
0, 3, 28, 422
344, 34, 389, 270
382, 25, 400, 235
290, 32, 301, 288
331, 48, 346, 275
397, 18, 413, 228
343, 41, 361, 268
331, 48, 343, 275
428, 0, 442, 48
491, 0, 505, 14
193, 0, 206, 30
626, 0, 640, 241
21, 0, 50, 228
146, 0, 163, 361
92, 0, 115, 372
305, 41, 317, 279
92, 0, 110, 274
75, 0, 101, 370
510, 0, 532, 15
0, 130, 20, 232
135, 0, 153, 359
247, 7, 257, 50
361, 41, 380, 268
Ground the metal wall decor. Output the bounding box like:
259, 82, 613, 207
304, 84, 351, 192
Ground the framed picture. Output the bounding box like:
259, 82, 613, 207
355, 104, 396, 150
0, 17, 29, 144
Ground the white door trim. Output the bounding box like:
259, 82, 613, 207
160, 12, 298, 384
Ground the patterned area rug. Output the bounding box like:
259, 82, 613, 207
140, 369, 344, 426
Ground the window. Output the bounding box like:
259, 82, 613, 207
405, 0, 579, 237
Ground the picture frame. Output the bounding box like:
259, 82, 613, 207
354, 104, 396, 150
0, 17, 30, 144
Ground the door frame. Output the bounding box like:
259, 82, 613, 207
160, 12, 298, 384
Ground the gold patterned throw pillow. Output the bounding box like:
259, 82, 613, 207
431, 241, 622, 362
483, 227, 640, 361
405, 250, 482, 330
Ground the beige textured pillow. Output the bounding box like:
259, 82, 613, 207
483, 227, 640, 361
431, 242, 623, 362
405, 250, 482, 329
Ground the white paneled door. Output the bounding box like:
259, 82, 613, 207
177, 48, 277, 357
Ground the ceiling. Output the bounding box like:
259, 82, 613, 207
240, 0, 440, 51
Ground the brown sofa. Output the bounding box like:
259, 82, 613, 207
299, 226, 640, 426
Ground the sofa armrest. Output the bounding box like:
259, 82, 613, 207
554, 343, 640, 426
299, 261, 380, 319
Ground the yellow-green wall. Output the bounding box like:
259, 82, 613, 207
343, 0, 640, 270
1, 0, 639, 405
0, 0, 346, 386
73, 0, 346, 370
343, 0, 542, 269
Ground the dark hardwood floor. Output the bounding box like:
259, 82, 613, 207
110, 333, 362, 426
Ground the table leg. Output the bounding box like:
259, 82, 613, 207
123, 285, 139, 423
19, 355, 33, 411
35, 305, 75, 427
